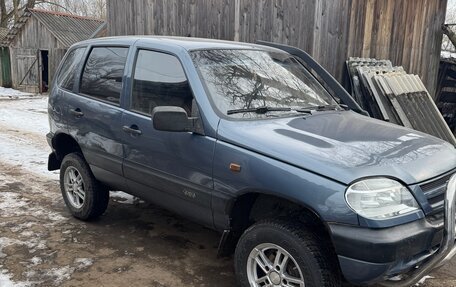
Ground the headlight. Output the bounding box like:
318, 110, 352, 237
345, 178, 419, 220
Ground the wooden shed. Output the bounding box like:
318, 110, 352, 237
0, 9, 105, 93
107, 0, 447, 97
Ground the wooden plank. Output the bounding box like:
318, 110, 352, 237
49, 48, 66, 89
105, 0, 447, 97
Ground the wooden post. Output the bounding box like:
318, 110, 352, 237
234, 0, 240, 41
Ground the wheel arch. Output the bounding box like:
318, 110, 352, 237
218, 190, 334, 257
50, 133, 84, 168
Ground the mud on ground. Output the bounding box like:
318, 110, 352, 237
0, 161, 235, 287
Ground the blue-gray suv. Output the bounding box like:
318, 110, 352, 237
47, 36, 456, 287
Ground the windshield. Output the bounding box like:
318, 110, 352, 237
191, 49, 338, 119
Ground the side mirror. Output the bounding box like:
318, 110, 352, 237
152, 106, 196, 132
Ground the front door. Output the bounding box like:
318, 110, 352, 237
121, 49, 215, 228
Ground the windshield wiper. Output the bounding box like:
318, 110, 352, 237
226, 104, 340, 115
227, 106, 292, 115
295, 104, 340, 113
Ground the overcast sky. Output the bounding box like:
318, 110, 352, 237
447, 0, 456, 23
450, 0, 456, 8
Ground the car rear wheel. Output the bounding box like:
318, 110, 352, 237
234, 219, 341, 287
60, 153, 109, 220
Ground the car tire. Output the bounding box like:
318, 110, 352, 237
234, 219, 341, 287
60, 152, 109, 221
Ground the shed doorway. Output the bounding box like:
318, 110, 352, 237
40, 50, 49, 93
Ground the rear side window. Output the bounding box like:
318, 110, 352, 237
57, 48, 85, 91
80, 47, 128, 105
131, 50, 193, 115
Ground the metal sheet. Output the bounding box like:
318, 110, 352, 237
346, 57, 456, 146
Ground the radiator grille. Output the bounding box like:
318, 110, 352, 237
421, 172, 454, 224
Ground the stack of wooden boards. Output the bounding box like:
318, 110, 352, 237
436, 59, 456, 136
346, 57, 456, 146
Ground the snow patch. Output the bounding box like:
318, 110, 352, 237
0, 97, 57, 179
0, 269, 30, 287
416, 275, 434, 286
43, 259, 93, 286
0, 87, 34, 99
0, 192, 29, 217
0, 191, 64, 222
30, 256, 42, 266
10, 222, 35, 233
111, 191, 143, 204
46, 266, 73, 285
74, 258, 93, 270
19, 231, 34, 238
0, 97, 49, 135
0, 133, 58, 179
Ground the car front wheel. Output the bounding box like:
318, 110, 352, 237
234, 219, 341, 287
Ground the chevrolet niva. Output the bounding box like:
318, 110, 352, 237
47, 37, 456, 287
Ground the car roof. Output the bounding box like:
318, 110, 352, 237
75, 35, 280, 52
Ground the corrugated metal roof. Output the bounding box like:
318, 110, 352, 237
0, 8, 104, 47
347, 57, 456, 146
0, 10, 31, 47
29, 9, 105, 47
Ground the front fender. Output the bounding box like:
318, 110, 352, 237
212, 140, 357, 230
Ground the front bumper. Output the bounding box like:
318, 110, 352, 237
330, 174, 456, 286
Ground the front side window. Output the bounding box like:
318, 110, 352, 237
57, 47, 86, 91
191, 49, 338, 119
80, 47, 128, 104
131, 50, 193, 115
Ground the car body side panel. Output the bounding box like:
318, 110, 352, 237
121, 111, 216, 228
212, 140, 358, 230
48, 87, 68, 137
65, 94, 126, 188
118, 42, 217, 228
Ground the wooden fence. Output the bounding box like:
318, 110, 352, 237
107, 0, 447, 97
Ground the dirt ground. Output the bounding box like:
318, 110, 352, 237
0, 97, 455, 287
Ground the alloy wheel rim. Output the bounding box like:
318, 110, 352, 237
64, 166, 85, 209
247, 243, 305, 287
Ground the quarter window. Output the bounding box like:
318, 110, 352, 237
80, 47, 128, 104
57, 47, 85, 91
132, 50, 193, 115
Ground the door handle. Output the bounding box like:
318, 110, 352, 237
70, 108, 84, 117
122, 125, 142, 136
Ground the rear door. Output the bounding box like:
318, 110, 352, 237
65, 46, 129, 189
121, 48, 215, 227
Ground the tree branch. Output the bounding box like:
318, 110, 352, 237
0, 0, 7, 28
35, 0, 73, 14
443, 24, 456, 50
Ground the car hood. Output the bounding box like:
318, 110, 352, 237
217, 111, 456, 185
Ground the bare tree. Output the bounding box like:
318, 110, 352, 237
36, 0, 106, 19
443, 24, 456, 51
0, 0, 106, 28
0, 0, 36, 28
443, 0, 456, 52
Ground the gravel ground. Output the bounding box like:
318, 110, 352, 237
0, 96, 454, 287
